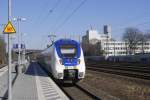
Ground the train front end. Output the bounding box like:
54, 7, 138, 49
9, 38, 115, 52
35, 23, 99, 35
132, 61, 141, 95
53, 39, 85, 82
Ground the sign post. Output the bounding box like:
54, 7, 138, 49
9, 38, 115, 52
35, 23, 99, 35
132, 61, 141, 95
3, 21, 16, 100
3, 1, 16, 100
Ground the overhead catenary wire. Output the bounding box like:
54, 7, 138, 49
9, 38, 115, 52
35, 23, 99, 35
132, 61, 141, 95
34, 0, 50, 24
135, 21, 150, 27
42, 0, 61, 23
33, 0, 62, 44
54, 0, 87, 33
112, 13, 150, 33
114, 21, 150, 33
48, 0, 73, 33
35, 0, 61, 29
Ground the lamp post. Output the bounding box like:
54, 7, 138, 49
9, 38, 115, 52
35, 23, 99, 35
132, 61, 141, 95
113, 39, 116, 62
106, 35, 109, 57
8, 0, 12, 99
13, 17, 26, 66
21, 33, 26, 64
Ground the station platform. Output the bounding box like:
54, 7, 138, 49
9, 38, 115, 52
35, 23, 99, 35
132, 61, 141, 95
0, 65, 9, 100
0, 64, 16, 100
12, 62, 69, 100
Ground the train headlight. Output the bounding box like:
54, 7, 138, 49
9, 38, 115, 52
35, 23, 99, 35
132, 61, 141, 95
79, 72, 84, 77
57, 73, 63, 78
59, 59, 63, 65
77, 59, 80, 64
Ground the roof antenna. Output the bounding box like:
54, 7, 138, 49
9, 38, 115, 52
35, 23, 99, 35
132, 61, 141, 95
90, 25, 93, 30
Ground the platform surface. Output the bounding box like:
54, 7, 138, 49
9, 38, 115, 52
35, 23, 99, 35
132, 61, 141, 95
0, 64, 16, 100
12, 62, 69, 100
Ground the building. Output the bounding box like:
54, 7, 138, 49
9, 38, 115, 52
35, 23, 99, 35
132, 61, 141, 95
82, 25, 150, 56
82, 25, 111, 44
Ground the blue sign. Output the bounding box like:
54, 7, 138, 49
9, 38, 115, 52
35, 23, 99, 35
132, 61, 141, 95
13, 44, 26, 49
21, 44, 25, 49
13, 44, 18, 49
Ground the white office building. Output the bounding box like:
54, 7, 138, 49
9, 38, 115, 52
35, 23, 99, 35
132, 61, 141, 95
82, 25, 150, 56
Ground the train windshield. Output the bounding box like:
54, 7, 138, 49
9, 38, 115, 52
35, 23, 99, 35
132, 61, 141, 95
60, 45, 77, 57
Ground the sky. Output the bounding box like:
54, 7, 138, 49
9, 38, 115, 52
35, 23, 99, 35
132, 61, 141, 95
0, 0, 150, 49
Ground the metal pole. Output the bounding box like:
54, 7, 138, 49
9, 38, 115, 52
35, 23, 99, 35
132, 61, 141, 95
114, 40, 115, 62
17, 19, 21, 66
13, 17, 26, 66
107, 35, 109, 56
21, 32, 23, 64
8, 0, 12, 100
79, 34, 80, 43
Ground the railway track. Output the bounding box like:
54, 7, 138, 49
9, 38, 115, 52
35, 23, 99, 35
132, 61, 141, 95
58, 83, 101, 100
38, 63, 101, 100
86, 60, 149, 66
86, 62, 150, 80
86, 61, 150, 68
87, 64, 150, 73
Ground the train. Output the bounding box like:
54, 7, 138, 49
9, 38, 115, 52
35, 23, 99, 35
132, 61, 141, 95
37, 39, 86, 83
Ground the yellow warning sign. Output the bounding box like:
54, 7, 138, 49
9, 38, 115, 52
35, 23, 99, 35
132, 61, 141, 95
3, 21, 16, 34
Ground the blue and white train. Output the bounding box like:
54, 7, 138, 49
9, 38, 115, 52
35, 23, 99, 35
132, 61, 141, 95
38, 39, 86, 83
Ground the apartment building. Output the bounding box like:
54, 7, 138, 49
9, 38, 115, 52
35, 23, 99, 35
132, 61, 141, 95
82, 25, 150, 56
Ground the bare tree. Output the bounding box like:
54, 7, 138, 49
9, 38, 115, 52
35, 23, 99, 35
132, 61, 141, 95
81, 41, 103, 56
139, 30, 150, 54
122, 27, 143, 54
0, 37, 6, 64
140, 33, 147, 54
81, 42, 95, 56
145, 30, 150, 40
95, 41, 102, 56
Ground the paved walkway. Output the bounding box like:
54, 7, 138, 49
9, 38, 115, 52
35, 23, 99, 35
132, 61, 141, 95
0, 64, 16, 100
12, 62, 69, 100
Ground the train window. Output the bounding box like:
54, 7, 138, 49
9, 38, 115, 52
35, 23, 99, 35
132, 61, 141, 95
61, 48, 75, 54
60, 45, 77, 57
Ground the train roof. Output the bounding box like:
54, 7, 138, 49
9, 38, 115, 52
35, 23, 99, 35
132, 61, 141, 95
54, 39, 80, 46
